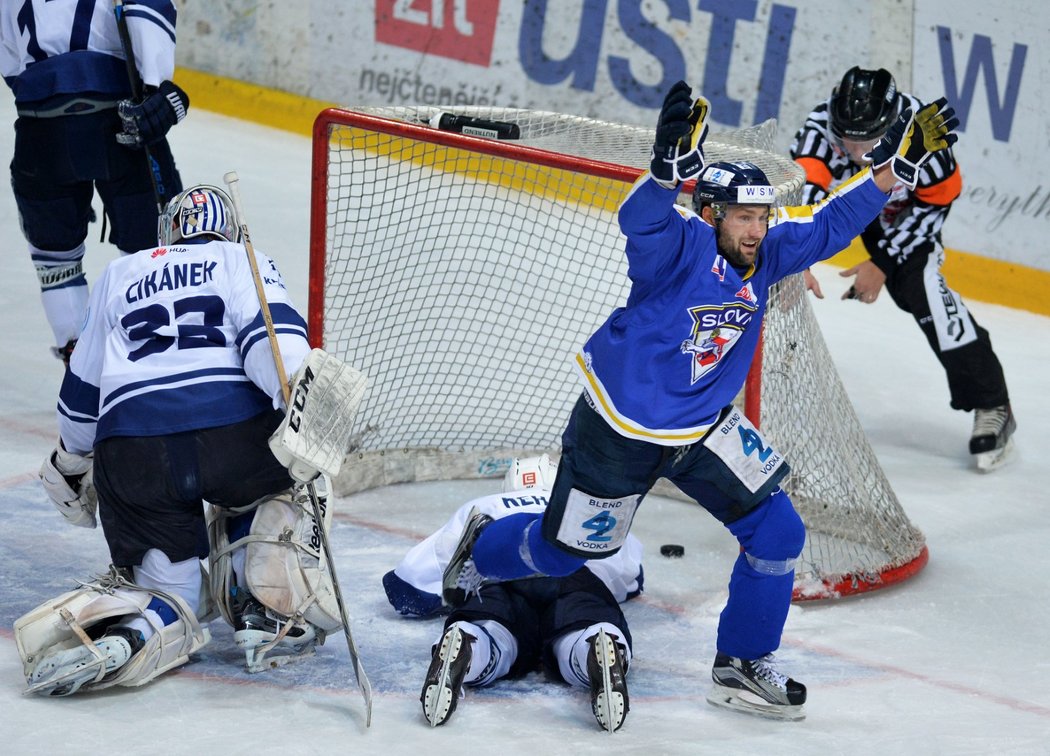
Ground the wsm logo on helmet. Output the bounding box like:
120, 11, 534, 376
735, 185, 775, 203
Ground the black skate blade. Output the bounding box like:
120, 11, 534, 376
592, 629, 624, 733
423, 627, 466, 726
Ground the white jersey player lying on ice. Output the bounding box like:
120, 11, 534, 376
383, 456, 644, 733
18, 183, 365, 696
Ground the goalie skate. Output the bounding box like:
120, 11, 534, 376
26, 629, 141, 697
420, 624, 476, 727
440, 507, 492, 607
706, 653, 806, 721
234, 599, 321, 673
587, 628, 629, 733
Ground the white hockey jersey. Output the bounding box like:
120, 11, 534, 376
57, 240, 310, 455
0, 0, 176, 104
385, 491, 645, 617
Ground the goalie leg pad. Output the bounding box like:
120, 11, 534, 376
246, 480, 341, 633
14, 570, 209, 694
268, 348, 367, 481
207, 499, 263, 628
211, 478, 341, 634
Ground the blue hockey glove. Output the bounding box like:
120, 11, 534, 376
116, 80, 189, 148
650, 81, 709, 185
866, 97, 958, 188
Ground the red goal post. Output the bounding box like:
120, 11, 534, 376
309, 105, 927, 600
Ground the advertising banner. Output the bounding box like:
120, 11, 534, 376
177, 1, 1048, 272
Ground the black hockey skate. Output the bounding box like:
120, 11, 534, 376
234, 598, 321, 673
970, 403, 1016, 472
441, 507, 493, 607
27, 626, 144, 697
420, 624, 476, 727
587, 628, 630, 733
706, 652, 806, 721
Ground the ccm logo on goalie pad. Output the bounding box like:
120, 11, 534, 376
288, 365, 316, 434
555, 488, 641, 555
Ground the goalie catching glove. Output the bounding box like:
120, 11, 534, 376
650, 80, 710, 186
866, 97, 959, 189
268, 349, 368, 483
40, 441, 97, 528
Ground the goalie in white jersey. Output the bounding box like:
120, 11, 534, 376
17, 184, 349, 696
385, 455, 643, 733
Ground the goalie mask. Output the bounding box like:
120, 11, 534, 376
158, 185, 241, 245
502, 454, 558, 493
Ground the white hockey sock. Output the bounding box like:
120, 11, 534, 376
40, 279, 88, 347
134, 549, 203, 618
555, 622, 631, 688
33, 243, 87, 346
104, 551, 202, 645
442, 620, 517, 687
120, 610, 163, 643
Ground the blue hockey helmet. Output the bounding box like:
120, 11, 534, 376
829, 66, 902, 141
692, 161, 776, 217
158, 185, 241, 245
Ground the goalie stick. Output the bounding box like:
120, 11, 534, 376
223, 171, 373, 726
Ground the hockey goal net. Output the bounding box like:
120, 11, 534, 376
309, 105, 927, 600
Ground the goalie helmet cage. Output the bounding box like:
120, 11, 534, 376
309, 105, 928, 601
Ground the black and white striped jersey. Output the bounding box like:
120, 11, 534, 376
789, 93, 961, 271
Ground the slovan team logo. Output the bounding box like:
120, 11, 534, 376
680, 301, 757, 383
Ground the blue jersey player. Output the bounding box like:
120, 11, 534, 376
443, 80, 960, 721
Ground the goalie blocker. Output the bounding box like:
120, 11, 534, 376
269, 348, 368, 483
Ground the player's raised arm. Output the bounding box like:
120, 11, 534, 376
868, 97, 959, 192
649, 81, 710, 187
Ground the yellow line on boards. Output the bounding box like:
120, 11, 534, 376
175, 66, 334, 137
826, 239, 1050, 317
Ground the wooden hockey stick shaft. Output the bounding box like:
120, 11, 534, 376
112, 0, 165, 214
222, 173, 291, 402
223, 171, 373, 727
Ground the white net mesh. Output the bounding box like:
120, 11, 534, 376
312, 105, 926, 599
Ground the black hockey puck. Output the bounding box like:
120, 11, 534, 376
660, 544, 685, 558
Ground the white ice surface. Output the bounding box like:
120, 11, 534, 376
0, 95, 1047, 755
